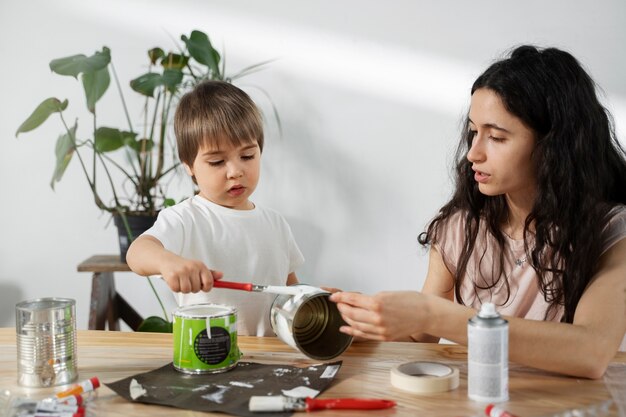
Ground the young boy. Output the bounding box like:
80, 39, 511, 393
126, 81, 304, 336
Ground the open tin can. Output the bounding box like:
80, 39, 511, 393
15, 297, 77, 387
270, 285, 352, 360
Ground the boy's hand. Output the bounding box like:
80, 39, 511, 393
160, 255, 223, 293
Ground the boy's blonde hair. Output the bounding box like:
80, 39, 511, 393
174, 81, 264, 166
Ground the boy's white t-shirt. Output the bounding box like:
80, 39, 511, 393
143, 195, 305, 336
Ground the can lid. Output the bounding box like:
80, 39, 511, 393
174, 303, 235, 318
478, 303, 499, 318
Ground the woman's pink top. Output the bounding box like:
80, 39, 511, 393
434, 205, 626, 350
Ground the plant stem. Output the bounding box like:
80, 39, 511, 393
155, 91, 173, 179
98, 152, 139, 187
110, 62, 134, 132
115, 210, 169, 322
59, 114, 108, 210
96, 151, 122, 207
146, 276, 170, 322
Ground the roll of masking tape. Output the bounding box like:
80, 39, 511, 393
390, 361, 460, 394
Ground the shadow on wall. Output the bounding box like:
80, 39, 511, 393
0, 283, 24, 326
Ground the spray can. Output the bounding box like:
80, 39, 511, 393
468, 302, 508, 402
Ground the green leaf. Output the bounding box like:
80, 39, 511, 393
82, 66, 110, 113
162, 69, 184, 92
148, 47, 164, 65
181, 30, 221, 77
164, 198, 176, 207
137, 316, 173, 333
49, 46, 111, 78
121, 131, 139, 145
138, 138, 154, 152
160, 53, 188, 71
50, 123, 77, 189
16, 98, 68, 136
130, 72, 163, 97
94, 127, 125, 152
124, 136, 150, 153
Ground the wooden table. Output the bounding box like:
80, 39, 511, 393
77, 255, 143, 331
1, 328, 624, 417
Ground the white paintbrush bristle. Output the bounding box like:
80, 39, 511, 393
262, 286, 302, 296
248, 396, 288, 412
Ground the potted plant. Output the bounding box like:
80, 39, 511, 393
16, 30, 276, 332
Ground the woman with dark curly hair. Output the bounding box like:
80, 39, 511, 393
331, 45, 626, 378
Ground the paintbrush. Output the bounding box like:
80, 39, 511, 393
248, 396, 396, 412
213, 280, 304, 296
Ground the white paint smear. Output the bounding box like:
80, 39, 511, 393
229, 381, 254, 388
282, 386, 320, 398
273, 368, 291, 377
321, 365, 340, 379
129, 379, 147, 400
202, 385, 230, 403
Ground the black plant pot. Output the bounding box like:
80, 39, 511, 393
113, 214, 158, 263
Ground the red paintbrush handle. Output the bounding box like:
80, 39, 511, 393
213, 280, 253, 291
305, 398, 396, 411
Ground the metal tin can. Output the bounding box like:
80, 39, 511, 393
172, 304, 240, 374
270, 284, 352, 360
15, 298, 78, 387
467, 302, 509, 402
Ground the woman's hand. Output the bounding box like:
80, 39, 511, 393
320, 286, 342, 293
329, 291, 426, 341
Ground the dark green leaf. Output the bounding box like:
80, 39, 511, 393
16, 98, 68, 136
162, 69, 184, 92
164, 198, 176, 207
49, 47, 111, 78
50, 123, 77, 189
121, 131, 139, 145
137, 138, 154, 152
148, 47, 164, 65
181, 30, 220, 77
94, 127, 124, 152
160, 53, 188, 71
137, 316, 172, 333
83, 66, 110, 113
124, 136, 151, 153
130, 72, 162, 97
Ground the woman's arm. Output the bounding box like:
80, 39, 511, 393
331, 238, 626, 378
407, 247, 456, 342
330, 247, 471, 342
502, 237, 626, 378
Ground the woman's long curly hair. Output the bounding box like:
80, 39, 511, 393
419, 45, 626, 322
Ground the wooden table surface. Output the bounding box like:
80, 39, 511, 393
1, 328, 623, 417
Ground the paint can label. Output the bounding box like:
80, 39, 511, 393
173, 304, 240, 374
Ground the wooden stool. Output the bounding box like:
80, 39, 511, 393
77, 255, 143, 331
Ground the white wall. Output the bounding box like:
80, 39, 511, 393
1, 0, 624, 329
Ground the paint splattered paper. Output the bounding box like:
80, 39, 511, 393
106, 361, 342, 417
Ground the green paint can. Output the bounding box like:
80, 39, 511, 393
172, 304, 240, 374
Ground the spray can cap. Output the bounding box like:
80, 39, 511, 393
478, 303, 499, 318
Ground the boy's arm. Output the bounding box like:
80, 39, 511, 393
127, 235, 222, 293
